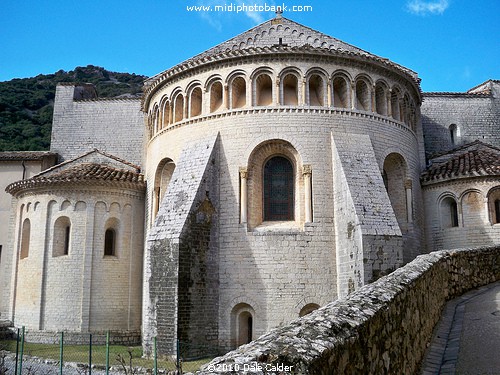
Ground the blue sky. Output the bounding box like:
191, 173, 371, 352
1, 0, 498, 92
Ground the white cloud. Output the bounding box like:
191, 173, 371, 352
195, 0, 270, 29
406, 0, 450, 15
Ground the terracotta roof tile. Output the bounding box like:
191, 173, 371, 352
6, 163, 145, 195
421, 141, 500, 184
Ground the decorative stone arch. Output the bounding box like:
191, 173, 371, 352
104, 217, 120, 257
460, 189, 485, 226
243, 139, 309, 229
354, 74, 373, 112
487, 186, 500, 224
227, 70, 247, 109
375, 80, 389, 116
170, 88, 185, 123
20, 218, 31, 260
159, 95, 170, 130
278, 67, 302, 106
402, 93, 411, 126
186, 81, 203, 118
331, 71, 351, 109
390, 86, 402, 121
152, 158, 176, 221
152, 103, 160, 134
230, 303, 255, 348
53, 216, 71, 257
251, 67, 275, 106
205, 75, 224, 113
305, 68, 328, 106
299, 303, 320, 317
438, 193, 459, 229
408, 98, 417, 131
382, 153, 409, 228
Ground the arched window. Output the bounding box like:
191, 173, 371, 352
231, 76, 246, 109
173, 93, 184, 123
308, 74, 325, 106
487, 188, 500, 224
210, 81, 223, 112
441, 197, 459, 228
104, 229, 116, 256
281, 74, 298, 105
153, 159, 176, 220
299, 303, 320, 317
189, 87, 202, 117
375, 82, 388, 116
449, 124, 458, 146
231, 303, 255, 348
255, 74, 273, 106
383, 153, 408, 227
20, 218, 31, 259
355, 79, 371, 111
53, 216, 71, 257
263, 156, 294, 221
333, 76, 349, 108
391, 89, 401, 121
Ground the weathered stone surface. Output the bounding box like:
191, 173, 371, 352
199, 245, 499, 374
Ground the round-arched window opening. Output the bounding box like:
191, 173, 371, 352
263, 156, 294, 221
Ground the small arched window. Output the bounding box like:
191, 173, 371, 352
20, 218, 31, 259
263, 156, 294, 221
53, 216, 71, 257
449, 124, 458, 146
441, 197, 459, 228
487, 188, 500, 224
104, 229, 116, 256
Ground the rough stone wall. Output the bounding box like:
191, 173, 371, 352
146, 106, 425, 351
50, 85, 144, 165
332, 132, 402, 297
421, 87, 500, 158
200, 245, 500, 374
143, 134, 219, 356
423, 178, 500, 251
10, 187, 144, 336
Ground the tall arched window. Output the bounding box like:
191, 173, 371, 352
20, 218, 31, 259
53, 216, 71, 257
104, 229, 116, 256
487, 187, 500, 224
449, 124, 458, 146
440, 196, 459, 228
263, 156, 294, 221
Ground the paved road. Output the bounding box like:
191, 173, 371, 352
421, 281, 500, 375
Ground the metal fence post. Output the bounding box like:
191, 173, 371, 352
176, 339, 180, 375
89, 333, 92, 375
14, 328, 20, 375
59, 331, 64, 375
105, 331, 110, 375
18, 326, 25, 375
153, 336, 157, 375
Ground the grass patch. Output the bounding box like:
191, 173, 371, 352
0, 340, 211, 372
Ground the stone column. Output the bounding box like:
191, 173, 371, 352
168, 102, 173, 124
327, 81, 332, 107
351, 82, 356, 110
303, 165, 312, 223
224, 84, 229, 110
276, 77, 281, 105
240, 167, 248, 223
302, 78, 307, 105
371, 85, 376, 112
387, 91, 392, 117
405, 179, 413, 223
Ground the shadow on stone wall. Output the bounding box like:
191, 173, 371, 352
199, 245, 500, 374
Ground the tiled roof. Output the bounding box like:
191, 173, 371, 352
421, 141, 500, 184
0, 151, 58, 161
6, 163, 145, 195
143, 16, 420, 108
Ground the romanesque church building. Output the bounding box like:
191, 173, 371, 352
0, 15, 499, 356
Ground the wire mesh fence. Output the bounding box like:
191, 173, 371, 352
0, 328, 214, 375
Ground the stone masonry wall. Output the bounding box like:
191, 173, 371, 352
200, 245, 500, 374
143, 134, 219, 356
50, 85, 144, 165
421, 92, 499, 158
